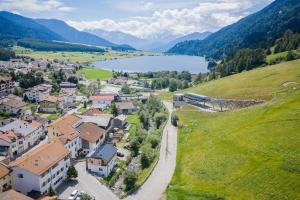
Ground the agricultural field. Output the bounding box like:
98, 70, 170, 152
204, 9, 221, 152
161, 59, 300, 101
78, 67, 113, 80
14, 46, 155, 64
166, 60, 300, 200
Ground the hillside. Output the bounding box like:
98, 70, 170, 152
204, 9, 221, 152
168, 0, 300, 59
161, 60, 300, 101
167, 60, 300, 200
0, 11, 64, 41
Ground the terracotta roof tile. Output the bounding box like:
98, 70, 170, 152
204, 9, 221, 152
81, 108, 104, 116
89, 95, 114, 101
77, 122, 105, 143
42, 96, 58, 103
0, 189, 33, 200
0, 163, 10, 179
11, 139, 69, 176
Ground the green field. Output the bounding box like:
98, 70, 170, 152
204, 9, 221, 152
78, 67, 113, 80
266, 49, 300, 63
161, 59, 300, 101
166, 60, 300, 200
14, 46, 159, 64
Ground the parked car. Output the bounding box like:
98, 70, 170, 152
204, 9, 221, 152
68, 190, 78, 200
117, 151, 125, 157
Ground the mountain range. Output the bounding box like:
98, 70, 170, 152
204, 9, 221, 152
168, 0, 300, 59
0, 11, 135, 51
86, 29, 211, 52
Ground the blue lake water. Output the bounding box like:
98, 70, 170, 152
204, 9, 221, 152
92, 55, 208, 74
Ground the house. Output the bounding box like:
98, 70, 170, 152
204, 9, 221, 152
0, 189, 33, 200
79, 114, 113, 130
116, 101, 137, 114
81, 108, 104, 116
89, 95, 114, 109
59, 88, 76, 108
0, 95, 27, 115
77, 122, 106, 155
59, 82, 77, 89
25, 84, 52, 103
107, 77, 127, 86
0, 77, 14, 97
86, 144, 117, 177
0, 120, 44, 158
0, 162, 11, 192
10, 139, 70, 196
111, 115, 127, 130
48, 115, 82, 158
38, 96, 61, 113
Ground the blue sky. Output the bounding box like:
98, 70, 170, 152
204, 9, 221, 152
0, 0, 273, 39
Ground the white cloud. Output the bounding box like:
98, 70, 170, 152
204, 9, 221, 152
67, 0, 249, 39
0, 0, 74, 13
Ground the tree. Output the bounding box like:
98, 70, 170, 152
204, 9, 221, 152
154, 113, 167, 129
147, 134, 160, 149
67, 165, 78, 180
169, 79, 177, 92
83, 101, 87, 108
121, 85, 131, 94
140, 144, 156, 169
171, 112, 179, 127
124, 171, 137, 191
286, 51, 295, 61
48, 186, 56, 196
68, 76, 79, 84
23, 94, 29, 102
111, 103, 119, 117
81, 193, 93, 200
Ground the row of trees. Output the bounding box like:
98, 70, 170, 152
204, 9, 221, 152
11, 71, 44, 89
0, 48, 15, 61
274, 30, 300, 53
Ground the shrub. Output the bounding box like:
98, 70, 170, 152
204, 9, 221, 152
140, 144, 156, 169
67, 165, 78, 180
124, 171, 137, 191
171, 112, 179, 126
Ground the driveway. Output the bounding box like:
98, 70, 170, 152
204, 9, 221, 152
57, 162, 119, 200
125, 101, 177, 200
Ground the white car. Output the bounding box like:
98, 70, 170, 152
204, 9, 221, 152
68, 190, 78, 200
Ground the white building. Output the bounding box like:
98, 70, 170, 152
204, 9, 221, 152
0, 95, 27, 115
11, 139, 70, 196
89, 95, 114, 109
0, 119, 44, 158
86, 144, 117, 177
25, 84, 52, 103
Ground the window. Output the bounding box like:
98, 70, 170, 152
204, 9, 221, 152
17, 174, 23, 178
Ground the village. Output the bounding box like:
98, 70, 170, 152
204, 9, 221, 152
0, 57, 167, 200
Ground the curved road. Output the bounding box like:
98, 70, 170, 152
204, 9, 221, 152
126, 101, 177, 200
58, 102, 177, 200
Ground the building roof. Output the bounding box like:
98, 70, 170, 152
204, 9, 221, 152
0, 97, 27, 109
77, 122, 105, 143
115, 114, 127, 121
41, 96, 58, 103
0, 130, 19, 144
0, 76, 12, 82
0, 189, 33, 200
116, 101, 136, 110
0, 119, 40, 137
49, 114, 81, 141
87, 144, 117, 162
89, 95, 114, 102
11, 139, 69, 176
0, 162, 10, 179
79, 114, 112, 128
81, 108, 104, 116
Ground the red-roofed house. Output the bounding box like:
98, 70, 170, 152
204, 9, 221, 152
89, 95, 115, 109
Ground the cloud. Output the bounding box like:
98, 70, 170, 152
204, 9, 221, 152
67, 0, 251, 39
0, 0, 74, 13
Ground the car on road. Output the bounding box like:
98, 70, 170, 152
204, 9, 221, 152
68, 190, 78, 200
117, 151, 125, 157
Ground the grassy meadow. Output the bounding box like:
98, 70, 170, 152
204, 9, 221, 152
160, 59, 300, 101
78, 67, 113, 80
166, 60, 300, 200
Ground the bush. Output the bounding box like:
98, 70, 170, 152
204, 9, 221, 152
124, 171, 138, 191
147, 134, 160, 149
140, 144, 156, 169
171, 112, 179, 126
154, 112, 167, 129
67, 165, 78, 180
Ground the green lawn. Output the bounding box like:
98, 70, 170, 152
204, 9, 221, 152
47, 113, 60, 120
166, 61, 300, 200
160, 59, 300, 101
266, 48, 300, 63
78, 67, 112, 80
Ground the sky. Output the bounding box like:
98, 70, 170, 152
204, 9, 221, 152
0, 0, 274, 39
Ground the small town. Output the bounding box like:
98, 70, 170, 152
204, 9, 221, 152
0, 56, 170, 200
0, 1, 299, 200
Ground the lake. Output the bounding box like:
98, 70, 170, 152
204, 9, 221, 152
92, 55, 208, 74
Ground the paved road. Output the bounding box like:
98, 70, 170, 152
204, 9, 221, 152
125, 101, 177, 200
57, 162, 119, 200
58, 101, 177, 200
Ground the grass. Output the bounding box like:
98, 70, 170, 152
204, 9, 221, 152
126, 114, 141, 136
166, 60, 300, 200
14, 46, 159, 64
78, 67, 113, 80
47, 113, 60, 120
160, 59, 300, 101
266, 48, 300, 63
